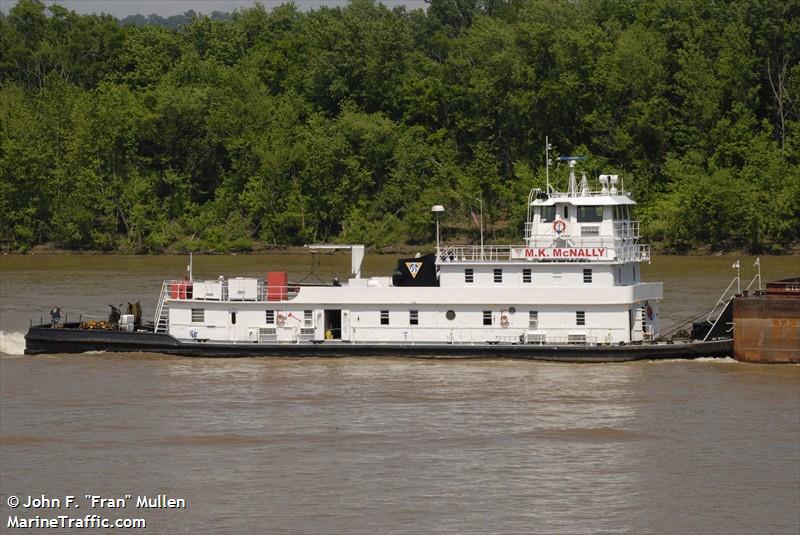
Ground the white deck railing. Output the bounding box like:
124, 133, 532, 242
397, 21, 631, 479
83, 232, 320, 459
524, 220, 641, 241
438, 244, 649, 263
158, 280, 301, 304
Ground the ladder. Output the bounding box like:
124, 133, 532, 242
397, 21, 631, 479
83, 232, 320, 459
153, 281, 170, 334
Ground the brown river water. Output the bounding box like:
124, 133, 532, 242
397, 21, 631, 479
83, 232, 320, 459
1, 254, 798, 534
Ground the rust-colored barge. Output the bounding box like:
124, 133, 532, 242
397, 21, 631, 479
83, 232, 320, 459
733, 278, 800, 363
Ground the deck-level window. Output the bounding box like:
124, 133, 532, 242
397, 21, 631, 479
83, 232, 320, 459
541, 206, 556, 223
465, 268, 474, 284
523, 268, 532, 284
583, 268, 593, 283
494, 269, 503, 283
578, 206, 603, 222
231, 312, 237, 325
576, 311, 586, 326
265, 310, 275, 324
191, 308, 204, 322
381, 310, 389, 325
483, 311, 493, 326
410, 310, 419, 325
304, 310, 313, 326
529, 311, 538, 329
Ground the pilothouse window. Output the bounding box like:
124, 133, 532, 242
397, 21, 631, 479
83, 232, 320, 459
613, 205, 631, 220
541, 206, 555, 223
578, 206, 603, 222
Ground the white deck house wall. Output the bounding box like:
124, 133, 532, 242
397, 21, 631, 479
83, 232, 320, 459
161, 165, 662, 346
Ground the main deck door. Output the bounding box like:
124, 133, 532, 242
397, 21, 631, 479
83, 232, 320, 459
324, 310, 342, 340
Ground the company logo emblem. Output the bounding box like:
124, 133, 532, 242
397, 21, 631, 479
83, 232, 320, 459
405, 262, 422, 279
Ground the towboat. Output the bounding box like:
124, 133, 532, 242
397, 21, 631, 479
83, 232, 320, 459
25, 152, 733, 361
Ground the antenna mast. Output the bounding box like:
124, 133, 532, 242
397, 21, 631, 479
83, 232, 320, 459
545, 136, 552, 193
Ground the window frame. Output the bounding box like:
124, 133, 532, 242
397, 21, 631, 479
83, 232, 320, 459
576, 311, 586, 326
577, 206, 603, 223
483, 311, 493, 326
380, 310, 389, 325
522, 268, 532, 284
465, 268, 474, 284
409, 310, 419, 326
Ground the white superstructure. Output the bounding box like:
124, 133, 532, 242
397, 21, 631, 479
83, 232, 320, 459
155, 158, 661, 347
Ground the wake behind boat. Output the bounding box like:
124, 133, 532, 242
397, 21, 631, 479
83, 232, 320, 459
25, 148, 733, 361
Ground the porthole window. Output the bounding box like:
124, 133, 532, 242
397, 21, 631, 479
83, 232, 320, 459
446, 310, 456, 321
508, 307, 516, 314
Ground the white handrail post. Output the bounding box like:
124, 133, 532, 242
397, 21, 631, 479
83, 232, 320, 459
431, 205, 445, 260
755, 257, 761, 291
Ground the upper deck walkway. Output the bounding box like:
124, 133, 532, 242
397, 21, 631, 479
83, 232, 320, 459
438, 243, 650, 264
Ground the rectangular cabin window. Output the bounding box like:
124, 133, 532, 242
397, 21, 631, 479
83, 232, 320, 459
265, 310, 275, 324
523, 268, 532, 284
465, 268, 474, 284
483, 311, 493, 326
191, 309, 204, 323
577, 206, 603, 222
576, 311, 586, 326
529, 311, 538, 329
380, 310, 389, 325
410, 310, 419, 325
494, 269, 503, 283
304, 310, 312, 327
231, 312, 237, 325
583, 269, 593, 283
541, 206, 556, 223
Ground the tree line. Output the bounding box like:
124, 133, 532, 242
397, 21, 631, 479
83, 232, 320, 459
1, 0, 798, 253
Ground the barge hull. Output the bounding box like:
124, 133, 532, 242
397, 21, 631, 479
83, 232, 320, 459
25, 325, 732, 362
733, 296, 800, 363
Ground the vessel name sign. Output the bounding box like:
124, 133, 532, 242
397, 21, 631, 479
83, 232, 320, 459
510, 247, 612, 260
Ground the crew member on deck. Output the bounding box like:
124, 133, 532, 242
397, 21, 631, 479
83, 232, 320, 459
50, 306, 61, 328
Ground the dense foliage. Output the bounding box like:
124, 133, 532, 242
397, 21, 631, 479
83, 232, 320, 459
1, 0, 798, 253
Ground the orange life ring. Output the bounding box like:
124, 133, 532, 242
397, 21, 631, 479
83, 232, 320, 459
276, 314, 286, 327
501, 314, 510, 328
553, 219, 567, 234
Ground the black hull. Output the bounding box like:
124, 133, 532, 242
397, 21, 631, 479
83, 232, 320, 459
24, 324, 733, 362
